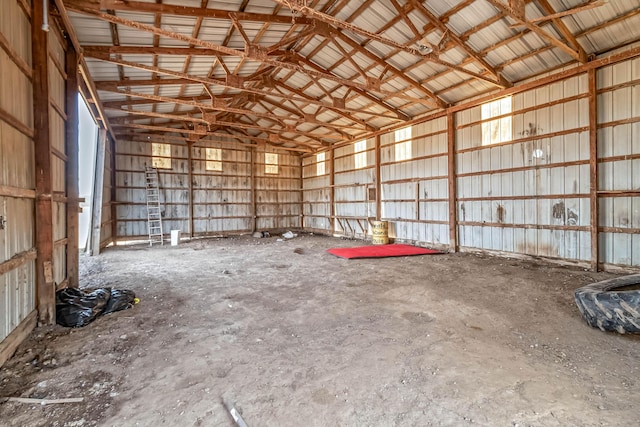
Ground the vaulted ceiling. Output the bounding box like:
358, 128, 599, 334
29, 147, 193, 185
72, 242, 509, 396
58, 0, 640, 152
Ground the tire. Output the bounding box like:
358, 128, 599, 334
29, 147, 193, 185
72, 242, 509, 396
574, 274, 640, 334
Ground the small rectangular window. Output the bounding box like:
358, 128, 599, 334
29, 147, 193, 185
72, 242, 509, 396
481, 96, 512, 146
152, 143, 172, 169
265, 152, 278, 174
206, 148, 222, 172
316, 152, 325, 176
354, 140, 367, 169
395, 126, 412, 161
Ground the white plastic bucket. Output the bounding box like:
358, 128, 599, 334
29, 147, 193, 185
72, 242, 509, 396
170, 230, 180, 246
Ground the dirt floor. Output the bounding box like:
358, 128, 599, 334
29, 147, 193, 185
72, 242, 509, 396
1, 234, 639, 426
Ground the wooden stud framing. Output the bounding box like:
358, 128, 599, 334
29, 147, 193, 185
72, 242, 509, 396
187, 141, 195, 238
375, 135, 381, 221
65, 43, 80, 288
588, 68, 599, 271
33, 3, 55, 325
447, 112, 457, 252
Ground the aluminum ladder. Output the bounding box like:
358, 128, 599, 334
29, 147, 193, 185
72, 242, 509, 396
145, 166, 164, 246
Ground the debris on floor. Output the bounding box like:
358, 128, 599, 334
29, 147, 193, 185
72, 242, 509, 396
252, 231, 270, 238
282, 231, 297, 239
55, 287, 137, 328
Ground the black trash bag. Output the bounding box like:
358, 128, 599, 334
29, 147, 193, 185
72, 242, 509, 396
103, 289, 136, 315
55, 288, 111, 328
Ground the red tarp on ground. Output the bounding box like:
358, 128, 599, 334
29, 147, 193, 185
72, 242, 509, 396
327, 244, 442, 259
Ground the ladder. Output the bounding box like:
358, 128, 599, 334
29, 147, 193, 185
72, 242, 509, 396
145, 166, 164, 246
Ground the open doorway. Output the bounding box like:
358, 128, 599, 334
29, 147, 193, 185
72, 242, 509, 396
78, 94, 98, 250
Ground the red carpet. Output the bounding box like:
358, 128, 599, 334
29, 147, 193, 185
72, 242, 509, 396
327, 244, 442, 259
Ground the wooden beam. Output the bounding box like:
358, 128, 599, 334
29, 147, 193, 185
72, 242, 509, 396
33, 4, 55, 325
65, 5, 419, 103
89, 56, 401, 122
109, 134, 118, 243
83, 45, 245, 56
0, 310, 37, 368
588, 68, 598, 271
535, 0, 587, 54
65, 44, 80, 289
409, 0, 511, 87
329, 147, 335, 235
250, 147, 256, 232
67, 0, 315, 24
485, 0, 587, 63
187, 141, 194, 238
89, 129, 107, 256
375, 135, 381, 221
447, 111, 457, 252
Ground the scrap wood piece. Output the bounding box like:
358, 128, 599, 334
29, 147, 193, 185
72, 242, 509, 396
1, 397, 84, 405
223, 399, 249, 427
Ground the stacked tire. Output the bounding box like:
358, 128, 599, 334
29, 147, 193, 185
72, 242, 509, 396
574, 274, 640, 334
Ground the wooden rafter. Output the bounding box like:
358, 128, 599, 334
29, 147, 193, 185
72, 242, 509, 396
485, 0, 587, 62
409, 0, 511, 87
88, 56, 404, 121
67, 4, 433, 108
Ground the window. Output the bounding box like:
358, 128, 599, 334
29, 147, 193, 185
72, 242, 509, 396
395, 126, 412, 161
152, 143, 171, 169
354, 140, 367, 169
206, 148, 222, 172
265, 152, 278, 174
316, 152, 325, 176
481, 96, 512, 146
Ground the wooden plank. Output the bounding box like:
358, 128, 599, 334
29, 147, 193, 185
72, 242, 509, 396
329, 148, 335, 234
0, 250, 37, 276
65, 44, 79, 289
375, 135, 381, 221
447, 112, 457, 252
588, 68, 599, 271
187, 141, 194, 237
110, 134, 118, 243
251, 148, 258, 232
0, 106, 34, 139
0, 186, 36, 199
0, 310, 37, 368
0, 31, 32, 79
33, 3, 55, 326
89, 129, 107, 256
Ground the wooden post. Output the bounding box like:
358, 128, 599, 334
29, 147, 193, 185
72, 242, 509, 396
250, 147, 257, 232
89, 129, 107, 256
299, 153, 304, 229
329, 147, 335, 235
187, 141, 194, 238
110, 134, 117, 243
375, 134, 381, 221
447, 112, 458, 252
588, 68, 599, 271
65, 43, 80, 288
33, 3, 55, 325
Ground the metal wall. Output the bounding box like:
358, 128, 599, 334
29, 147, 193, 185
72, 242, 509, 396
0, 0, 36, 355
113, 139, 302, 239
597, 57, 640, 267
455, 73, 591, 261
381, 117, 450, 247
333, 139, 375, 238
302, 153, 330, 232
300, 56, 639, 269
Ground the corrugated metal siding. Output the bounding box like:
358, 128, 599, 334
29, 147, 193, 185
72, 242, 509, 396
381, 117, 450, 246
0, 0, 36, 344
192, 142, 252, 234
456, 73, 591, 261
597, 57, 640, 267
333, 139, 375, 238
254, 147, 302, 231
302, 152, 331, 232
